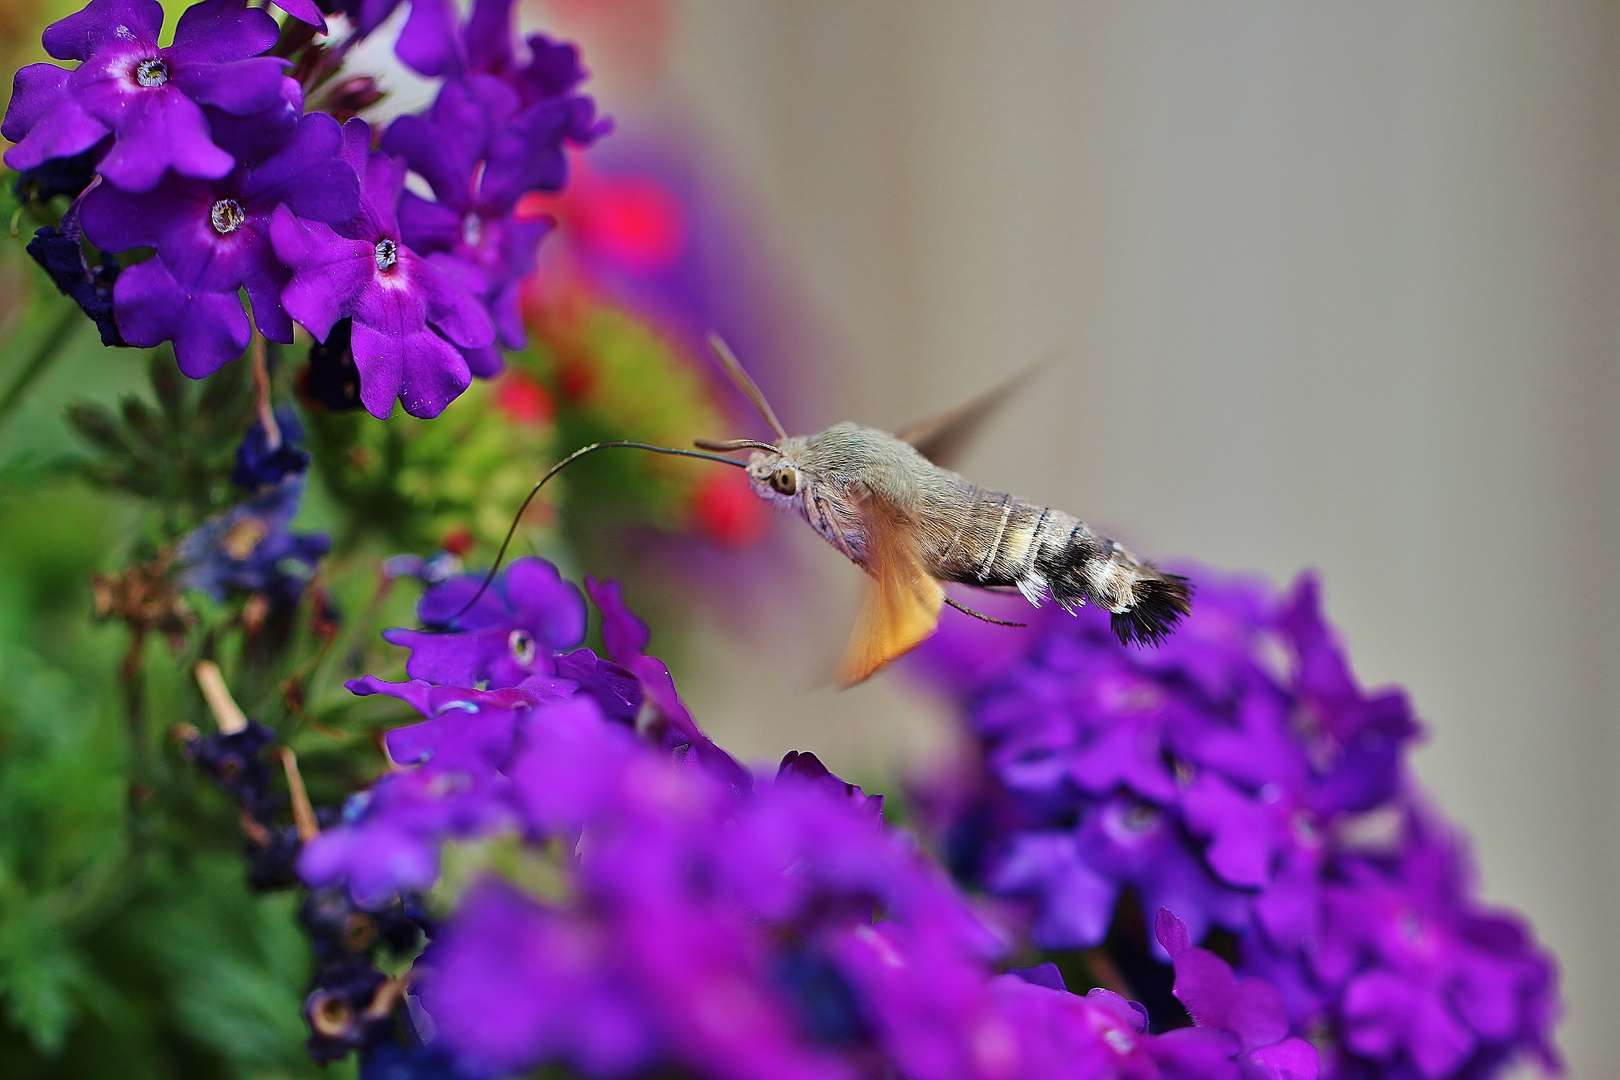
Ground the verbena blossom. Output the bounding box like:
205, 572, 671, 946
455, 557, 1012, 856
382, 80, 559, 377
272, 118, 496, 419
7, 0, 602, 414
302, 569, 1319, 1079
232, 405, 312, 491
915, 570, 1560, 1079
176, 474, 329, 609
379, 0, 608, 379
383, 555, 586, 687
81, 111, 360, 376
3, 0, 289, 192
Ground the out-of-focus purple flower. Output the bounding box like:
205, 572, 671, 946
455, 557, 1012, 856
304, 958, 390, 1062
272, 119, 495, 418
384, 557, 586, 688
232, 406, 311, 491
3, 0, 287, 193
185, 719, 277, 818
358, 1040, 473, 1080
176, 475, 330, 608
25, 224, 123, 346
81, 111, 360, 377
300, 764, 508, 909
914, 567, 1561, 1078
419, 0, 611, 135
382, 79, 556, 373
337, 0, 461, 78
1307, 812, 1561, 1080
421, 880, 655, 1079
777, 749, 883, 817
1156, 909, 1320, 1080
584, 574, 749, 789
382, 550, 462, 585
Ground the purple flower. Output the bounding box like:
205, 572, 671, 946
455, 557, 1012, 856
79, 111, 360, 376
232, 406, 311, 491
420, 881, 654, 1078
373, 0, 606, 377
185, 718, 277, 818
409, 0, 612, 136
337, 0, 462, 78
915, 566, 1560, 1078
271, 119, 496, 418
24, 224, 123, 346
320, 560, 1328, 1080
1156, 909, 1320, 1080
585, 575, 750, 789
1309, 813, 1560, 1080
352, 676, 572, 771
382, 78, 561, 371
383, 557, 586, 688
776, 750, 883, 816
300, 762, 512, 908
3, 0, 287, 193
176, 475, 329, 607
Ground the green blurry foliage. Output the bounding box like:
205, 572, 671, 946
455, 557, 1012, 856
67, 353, 255, 534
526, 304, 728, 538
304, 377, 557, 559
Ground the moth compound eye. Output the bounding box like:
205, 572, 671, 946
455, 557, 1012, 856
770, 467, 799, 496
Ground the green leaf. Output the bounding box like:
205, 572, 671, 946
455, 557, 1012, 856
0, 900, 92, 1055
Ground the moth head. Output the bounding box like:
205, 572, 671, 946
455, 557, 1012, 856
745, 440, 810, 506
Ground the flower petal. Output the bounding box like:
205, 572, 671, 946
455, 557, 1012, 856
112, 258, 249, 378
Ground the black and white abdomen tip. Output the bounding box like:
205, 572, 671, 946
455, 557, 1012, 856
1107, 569, 1193, 646
1035, 524, 1193, 647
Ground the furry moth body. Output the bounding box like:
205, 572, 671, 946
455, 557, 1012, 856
739, 422, 1191, 682
695, 336, 1191, 684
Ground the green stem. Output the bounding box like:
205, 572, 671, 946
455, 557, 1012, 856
0, 297, 84, 431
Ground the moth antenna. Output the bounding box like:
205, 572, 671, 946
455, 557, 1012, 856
437, 441, 748, 628
706, 332, 789, 442
944, 596, 1028, 628
693, 437, 781, 454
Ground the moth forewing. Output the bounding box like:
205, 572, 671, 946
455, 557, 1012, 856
837, 493, 945, 685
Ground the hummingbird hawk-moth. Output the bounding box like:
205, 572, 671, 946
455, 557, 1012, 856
467, 336, 1192, 685
693, 336, 1192, 683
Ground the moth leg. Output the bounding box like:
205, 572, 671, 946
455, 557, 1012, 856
943, 595, 1027, 627
812, 489, 860, 565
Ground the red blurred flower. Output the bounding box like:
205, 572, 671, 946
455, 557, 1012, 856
692, 468, 765, 547
496, 372, 556, 425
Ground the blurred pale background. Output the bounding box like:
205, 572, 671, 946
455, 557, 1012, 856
541, 2, 1619, 1076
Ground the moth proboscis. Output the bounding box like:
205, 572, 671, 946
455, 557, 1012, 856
455, 336, 1192, 685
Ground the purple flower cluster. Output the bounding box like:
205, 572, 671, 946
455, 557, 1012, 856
299, 560, 1320, 1079
5, 0, 603, 418
916, 571, 1560, 1079
175, 408, 327, 619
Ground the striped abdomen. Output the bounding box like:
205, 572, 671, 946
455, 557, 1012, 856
924, 482, 1191, 646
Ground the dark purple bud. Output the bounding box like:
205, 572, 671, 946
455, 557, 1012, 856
26, 226, 125, 346
232, 405, 311, 491
304, 318, 364, 412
